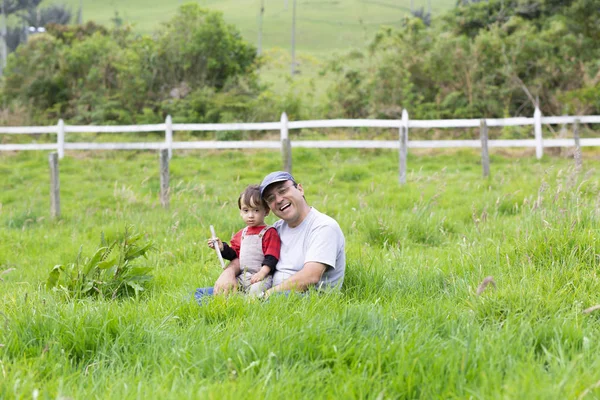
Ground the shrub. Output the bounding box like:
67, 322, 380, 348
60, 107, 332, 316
47, 226, 155, 300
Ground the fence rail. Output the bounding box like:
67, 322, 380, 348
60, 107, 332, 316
4, 108, 597, 217
1, 107, 598, 181
4, 115, 600, 136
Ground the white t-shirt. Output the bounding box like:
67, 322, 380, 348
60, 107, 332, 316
273, 207, 345, 289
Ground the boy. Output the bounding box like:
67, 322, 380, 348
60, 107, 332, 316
207, 184, 280, 295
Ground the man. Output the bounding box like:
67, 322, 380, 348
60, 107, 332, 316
200, 171, 345, 300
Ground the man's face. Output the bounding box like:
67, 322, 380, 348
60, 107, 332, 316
262, 180, 305, 226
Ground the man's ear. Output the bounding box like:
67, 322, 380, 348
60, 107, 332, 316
297, 183, 304, 194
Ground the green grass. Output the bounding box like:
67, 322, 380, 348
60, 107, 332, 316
1, 148, 600, 398
41, 0, 455, 52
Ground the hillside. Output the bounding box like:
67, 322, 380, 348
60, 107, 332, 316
41, 0, 455, 54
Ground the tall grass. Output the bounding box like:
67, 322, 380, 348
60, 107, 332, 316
1, 148, 600, 399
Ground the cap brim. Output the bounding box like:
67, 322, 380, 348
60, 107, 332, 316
260, 178, 289, 196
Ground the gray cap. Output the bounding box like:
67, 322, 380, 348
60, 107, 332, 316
260, 171, 296, 196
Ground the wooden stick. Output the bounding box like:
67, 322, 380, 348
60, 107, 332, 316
210, 225, 226, 269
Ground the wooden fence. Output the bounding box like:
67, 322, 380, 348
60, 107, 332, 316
3, 107, 600, 216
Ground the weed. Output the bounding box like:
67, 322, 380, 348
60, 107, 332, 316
46, 226, 155, 299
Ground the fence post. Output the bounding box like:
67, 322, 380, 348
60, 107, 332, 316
57, 119, 65, 159
480, 119, 490, 178
165, 115, 173, 160
399, 109, 409, 184
280, 112, 292, 173
574, 118, 582, 171
159, 148, 170, 209
534, 106, 543, 159
49, 152, 60, 218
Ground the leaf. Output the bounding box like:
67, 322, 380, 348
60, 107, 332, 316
75, 245, 83, 267
81, 280, 94, 294
84, 246, 108, 275
125, 242, 154, 261
124, 266, 153, 277
126, 232, 144, 244
106, 264, 118, 278
47, 265, 64, 289
126, 281, 145, 295
97, 257, 117, 270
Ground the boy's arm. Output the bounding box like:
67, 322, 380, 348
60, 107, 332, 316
250, 264, 272, 283
251, 253, 277, 283
261, 228, 281, 267
262, 255, 278, 272
220, 242, 238, 261
227, 229, 242, 259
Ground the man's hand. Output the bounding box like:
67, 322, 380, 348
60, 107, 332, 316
214, 259, 240, 294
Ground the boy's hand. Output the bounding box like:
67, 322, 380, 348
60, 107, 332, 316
207, 237, 224, 252
250, 270, 268, 284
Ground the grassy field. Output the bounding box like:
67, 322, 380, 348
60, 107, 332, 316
1, 147, 600, 398
41, 0, 455, 52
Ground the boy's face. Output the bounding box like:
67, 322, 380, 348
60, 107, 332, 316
239, 200, 269, 227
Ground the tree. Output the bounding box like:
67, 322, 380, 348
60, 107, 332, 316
2, 0, 42, 14
325, 0, 600, 121
154, 4, 257, 91
5, 4, 72, 52
1, 5, 263, 125
21, 4, 72, 26
1, 0, 53, 73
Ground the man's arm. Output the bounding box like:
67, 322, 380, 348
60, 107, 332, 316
265, 262, 327, 296
214, 258, 241, 294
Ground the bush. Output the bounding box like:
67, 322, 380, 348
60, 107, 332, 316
325, 1, 600, 121
153, 4, 258, 91
47, 226, 155, 300
0, 5, 261, 125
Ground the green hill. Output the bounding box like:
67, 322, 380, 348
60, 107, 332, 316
41, 0, 455, 54
35, 1, 456, 95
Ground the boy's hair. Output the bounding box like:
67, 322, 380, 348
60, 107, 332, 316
238, 184, 269, 210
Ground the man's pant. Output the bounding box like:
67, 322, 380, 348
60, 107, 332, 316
194, 287, 214, 304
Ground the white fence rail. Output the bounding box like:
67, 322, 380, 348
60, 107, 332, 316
1, 107, 598, 182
